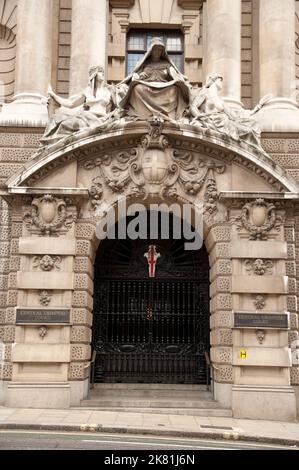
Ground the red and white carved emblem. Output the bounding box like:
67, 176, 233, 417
144, 245, 160, 278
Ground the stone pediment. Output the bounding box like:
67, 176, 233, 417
5, 121, 299, 195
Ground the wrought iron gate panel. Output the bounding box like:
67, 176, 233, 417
92, 238, 210, 384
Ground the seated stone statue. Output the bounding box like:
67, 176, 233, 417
41, 65, 119, 145
119, 38, 191, 121
189, 73, 270, 151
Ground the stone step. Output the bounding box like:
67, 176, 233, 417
88, 389, 212, 399
77, 406, 232, 418
81, 398, 221, 408
92, 383, 208, 391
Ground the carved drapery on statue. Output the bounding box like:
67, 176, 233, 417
119, 38, 189, 121
40, 39, 270, 152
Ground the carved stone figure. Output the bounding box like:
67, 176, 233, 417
41, 66, 117, 145
119, 38, 190, 121
189, 73, 270, 151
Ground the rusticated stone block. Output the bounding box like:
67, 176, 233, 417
71, 344, 91, 361
206, 226, 231, 250
285, 261, 295, 277
290, 367, 299, 385
210, 328, 233, 346
72, 291, 93, 310
261, 139, 286, 153
76, 240, 93, 258
0, 226, 11, 240
0, 275, 8, 290
210, 347, 232, 364
0, 292, 6, 308
8, 273, 17, 289
74, 274, 93, 293
0, 309, 5, 324
11, 223, 23, 238
289, 312, 298, 330
7, 290, 17, 307
287, 295, 297, 312
4, 344, 12, 361
284, 227, 295, 243
75, 223, 96, 239
210, 294, 232, 312
5, 308, 16, 324
213, 365, 233, 383
9, 256, 20, 272
288, 331, 298, 344
287, 244, 295, 260
23, 133, 43, 147
210, 311, 233, 329
0, 242, 10, 257
287, 277, 297, 294
0, 258, 10, 273
0, 163, 23, 179
209, 244, 231, 266
70, 326, 92, 344
4, 325, 15, 343
286, 139, 299, 152
210, 260, 232, 281
71, 309, 93, 325
0, 326, 4, 341
10, 239, 19, 255
74, 257, 93, 275
2, 362, 12, 380
0, 148, 33, 163
68, 362, 90, 380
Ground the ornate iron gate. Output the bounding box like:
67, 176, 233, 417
92, 237, 210, 384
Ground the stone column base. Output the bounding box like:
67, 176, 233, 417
5, 382, 71, 409
232, 385, 297, 422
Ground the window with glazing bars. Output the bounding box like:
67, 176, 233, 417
126, 30, 184, 75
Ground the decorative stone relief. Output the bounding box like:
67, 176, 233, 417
253, 295, 266, 310
33, 255, 62, 272
244, 259, 274, 275
84, 122, 226, 205
235, 199, 282, 240
39, 326, 48, 340
39, 290, 52, 307
256, 330, 266, 344
24, 195, 76, 235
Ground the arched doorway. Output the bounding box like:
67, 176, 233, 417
92, 216, 210, 385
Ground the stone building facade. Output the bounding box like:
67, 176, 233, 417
0, 0, 299, 422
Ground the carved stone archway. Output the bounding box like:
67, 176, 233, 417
1, 122, 298, 420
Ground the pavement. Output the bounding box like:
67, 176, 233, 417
0, 407, 298, 447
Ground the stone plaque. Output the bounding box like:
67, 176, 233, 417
16, 309, 70, 324
234, 312, 289, 329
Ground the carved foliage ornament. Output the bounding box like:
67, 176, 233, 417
33, 255, 62, 272
244, 259, 274, 276
84, 120, 226, 205
25, 195, 76, 236
236, 199, 282, 240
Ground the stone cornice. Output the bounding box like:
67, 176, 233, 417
5, 121, 299, 193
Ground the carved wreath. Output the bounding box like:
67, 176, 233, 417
25, 195, 75, 235
237, 198, 282, 240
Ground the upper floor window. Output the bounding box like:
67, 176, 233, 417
126, 30, 184, 75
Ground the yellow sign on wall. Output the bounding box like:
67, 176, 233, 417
240, 350, 247, 359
